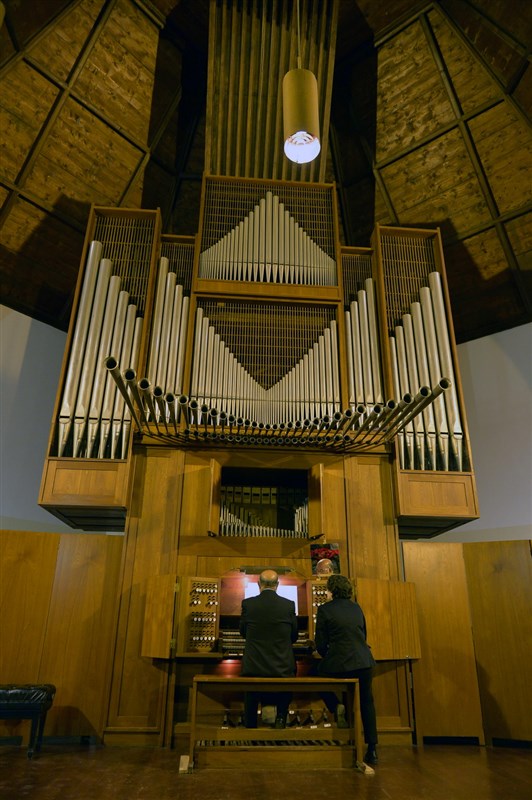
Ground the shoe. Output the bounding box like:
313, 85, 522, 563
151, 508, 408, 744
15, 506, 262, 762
274, 716, 287, 729
335, 704, 348, 728
364, 746, 378, 765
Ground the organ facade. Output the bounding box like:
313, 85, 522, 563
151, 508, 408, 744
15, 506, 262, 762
38, 174, 479, 756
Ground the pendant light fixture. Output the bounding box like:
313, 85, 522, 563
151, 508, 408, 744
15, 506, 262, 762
282, 0, 321, 164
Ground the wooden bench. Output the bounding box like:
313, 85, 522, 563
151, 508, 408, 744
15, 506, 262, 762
187, 675, 364, 771
0, 684, 56, 758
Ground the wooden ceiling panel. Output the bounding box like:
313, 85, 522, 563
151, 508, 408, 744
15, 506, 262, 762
0, 62, 60, 182
26, 0, 105, 82
468, 105, 532, 216
512, 67, 532, 119
505, 213, 532, 304
354, 0, 427, 39
22, 98, 144, 215
444, 229, 528, 341
376, 21, 455, 162
73, 4, 159, 144
441, 0, 530, 89
0, 0, 530, 341
0, 197, 84, 325
1, 0, 72, 50
428, 8, 499, 115
506, 214, 532, 276
381, 128, 492, 236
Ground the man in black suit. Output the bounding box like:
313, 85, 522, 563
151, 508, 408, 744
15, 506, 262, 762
315, 573, 378, 765
239, 569, 298, 728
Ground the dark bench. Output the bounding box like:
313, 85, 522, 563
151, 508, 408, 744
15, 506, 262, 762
0, 684, 56, 758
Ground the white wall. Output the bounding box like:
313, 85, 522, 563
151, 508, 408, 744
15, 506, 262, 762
1, 304, 531, 540
434, 321, 532, 542
0, 305, 73, 531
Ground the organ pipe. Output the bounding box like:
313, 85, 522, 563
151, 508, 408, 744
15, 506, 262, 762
55, 212, 465, 474
58, 240, 103, 456
199, 190, 337, 286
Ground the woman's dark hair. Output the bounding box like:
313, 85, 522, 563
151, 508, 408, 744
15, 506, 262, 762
326, 574, 353, 599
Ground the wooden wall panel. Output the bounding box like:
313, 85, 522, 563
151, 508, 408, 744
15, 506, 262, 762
106, 448, 184, 735
0, 530, 122, 742
356, 577, 394, 659
356, 578, 421, 660
344, 455, 399, 580
372, 662, 413, 738
0, 531, 59, 682
141, 574, 177, 660
463, 540, 532, 742
180, 453, 220, 539
39, 533, 123, 737
389, 581, 421, 661
403, 542, 484, 741
316, 459, 348, 547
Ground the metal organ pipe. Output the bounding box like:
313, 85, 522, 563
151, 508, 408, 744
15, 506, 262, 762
98, 290, 129, 458
146, 257, 169, 386
72, 258, 113, 458
411, 301, 437, 469
85, 275, 122, 457
58, 240, 103, 456
384, 270, 465, 471
420, 286, 451, 470
105, 356, 142, 432
107, 308, 138, 458
199, 190, 336, 286
428, 272, 463, 469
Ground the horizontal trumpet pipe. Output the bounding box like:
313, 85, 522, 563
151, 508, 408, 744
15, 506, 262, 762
125, 370, 147, 425
137, 377, 159, 432
395, 379, 451, 435
105, 357, 143, 431
153, 386, 169, 433
166, 392, 178, 434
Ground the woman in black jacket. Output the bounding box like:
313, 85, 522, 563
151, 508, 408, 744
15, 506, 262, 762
315, 573, 378, 765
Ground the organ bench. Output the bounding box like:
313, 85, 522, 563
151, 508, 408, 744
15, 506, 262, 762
187, 675, 364, 771
0, 684, 56, 758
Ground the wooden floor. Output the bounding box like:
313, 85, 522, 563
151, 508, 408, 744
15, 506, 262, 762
1, 742, 531, 800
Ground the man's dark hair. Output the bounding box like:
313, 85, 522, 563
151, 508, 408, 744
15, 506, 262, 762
327, 574, 353, 599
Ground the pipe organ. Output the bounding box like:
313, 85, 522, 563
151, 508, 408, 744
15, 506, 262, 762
38, 175, 478, 753
41, 176, 478, 537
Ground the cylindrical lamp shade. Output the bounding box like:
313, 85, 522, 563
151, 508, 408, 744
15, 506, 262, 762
283, 68, 321, 164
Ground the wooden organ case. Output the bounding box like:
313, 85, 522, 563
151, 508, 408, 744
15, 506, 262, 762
39, 175, 478, 755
